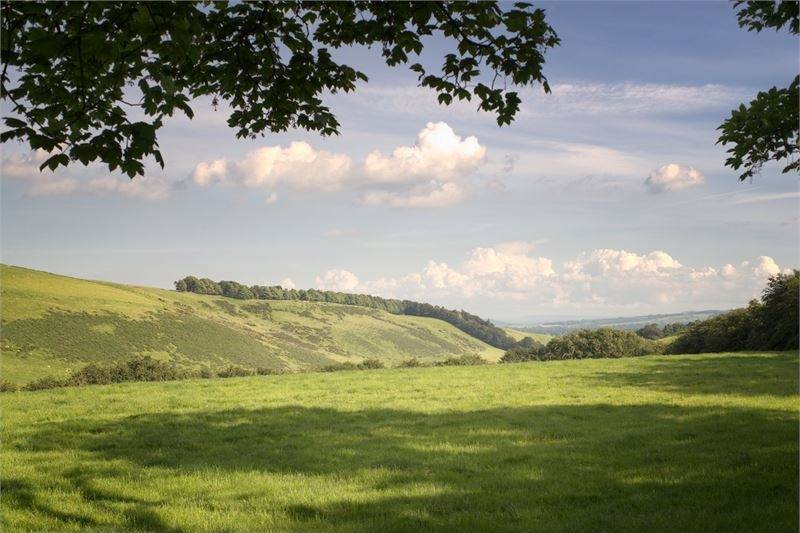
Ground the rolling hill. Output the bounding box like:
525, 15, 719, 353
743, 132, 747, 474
0, 265, 501, 385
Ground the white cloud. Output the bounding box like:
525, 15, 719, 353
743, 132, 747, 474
361, 181, 467, 209
364, 122, 486, 183
314, 245, 787, 314
2, 150, 170, 200
315, 269, 360, 292
1, 149, 50, 179
751, 256, 781, 277
193, 141, 353, 192
645, 163, 704, 193
192, 122, 485, 209
280, 278, 296, 290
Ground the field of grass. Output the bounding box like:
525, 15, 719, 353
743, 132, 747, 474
0, 265, 501, 385
504, 327, 554, 344
2, 351, 796, 532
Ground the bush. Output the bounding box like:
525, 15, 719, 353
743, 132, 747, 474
67, 363, 115, 386
198, 367, 216, 379
0, 380, 19, 392
23, 376, 66, 391
501, 338, 546, 363
255, 367, 279, 375
434, 354, 488, 366
321, 358, 386, 372
397, 357, 428, 368
357, 358, 385, 370
321, 362, 359, 372
545, 329, 659, 360
217, 365, 254, 378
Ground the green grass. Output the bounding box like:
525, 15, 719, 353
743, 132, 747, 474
1, 265, 501, 384
2, 352, 797, 532
504, 327, 554, 344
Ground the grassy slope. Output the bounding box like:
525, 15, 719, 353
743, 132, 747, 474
504, 327, 554, 344
2, 352, 797, 532
0, 265, 500, 384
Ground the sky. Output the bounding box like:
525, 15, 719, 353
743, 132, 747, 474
1, 2, 798, 322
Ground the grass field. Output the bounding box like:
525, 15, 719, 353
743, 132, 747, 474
0, 265, 501, 384
2, 351, 797, 532
504, 327, 554, 344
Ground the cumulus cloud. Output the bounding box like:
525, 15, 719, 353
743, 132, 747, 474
192, 122, 486, 208
315, 269, 360, 292
364, 122, 486, 183
2, 150, 170, 200
280, 278, 296, 290
193, 141, 353, 193
313, 244, 787, 313
645, 163, 704, 193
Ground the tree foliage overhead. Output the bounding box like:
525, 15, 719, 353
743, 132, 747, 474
1, 1, 559, 177
718, 1, 799, 180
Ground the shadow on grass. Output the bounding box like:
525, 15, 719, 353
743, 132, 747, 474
7, 399, 798, 532
589, 352, 799, 398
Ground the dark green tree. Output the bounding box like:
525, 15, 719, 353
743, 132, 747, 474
718, 1, 799, 180
1, 1, 558, 177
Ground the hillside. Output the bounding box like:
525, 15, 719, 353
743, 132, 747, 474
2, 352, 796, 531
0, 265, 501, 385
504, 327, 553, 345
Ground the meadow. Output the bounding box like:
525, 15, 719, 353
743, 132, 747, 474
2, 351, 797, 532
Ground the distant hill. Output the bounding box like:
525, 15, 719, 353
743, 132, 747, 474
503, 327, 553, 345
502, 310, 725, 336
0, 265, 501, 385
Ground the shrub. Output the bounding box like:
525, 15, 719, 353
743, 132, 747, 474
217, 365, 254, 378
545, 329, 659, 360
0, 380, 19, 392
23, 376, 65, 391
357, 358, 385, 370
67, 363, 115, 386
501, 338, 546, 363
321, 362, 359, 372
397, 357, 428, 368
434, 354, 488, 366
123, 356, 186, 381
255, 367, 280, 375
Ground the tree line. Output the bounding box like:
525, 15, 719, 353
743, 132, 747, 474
500, 270, 799, 363
667, 270, 799, 354
634, 322, 691, 340
174, 276, 517, 349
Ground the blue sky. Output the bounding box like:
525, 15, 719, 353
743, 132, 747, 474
2, 1, 797, 321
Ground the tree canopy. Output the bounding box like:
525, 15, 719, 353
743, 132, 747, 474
717, 1, 799, 180
1, 1, 559, 177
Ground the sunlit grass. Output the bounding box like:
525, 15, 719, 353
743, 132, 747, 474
2, 352, 797, 532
